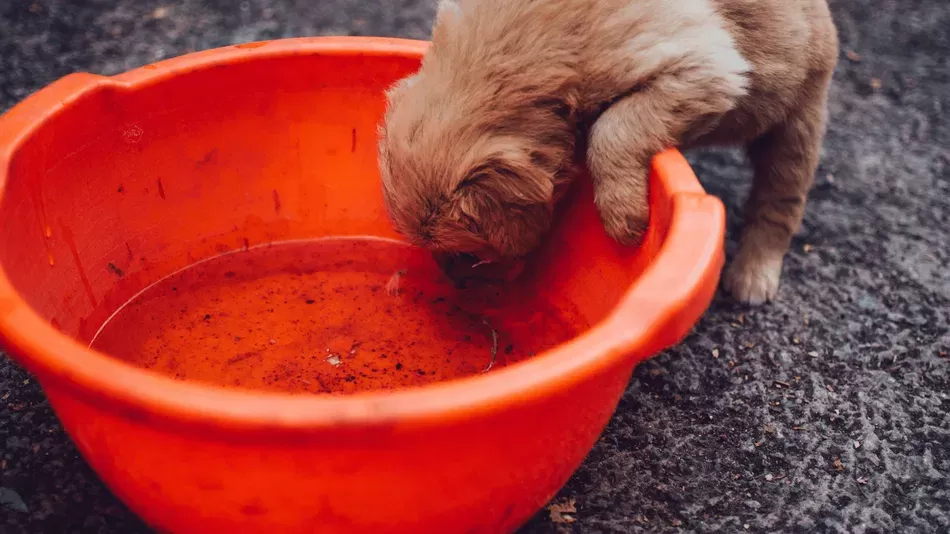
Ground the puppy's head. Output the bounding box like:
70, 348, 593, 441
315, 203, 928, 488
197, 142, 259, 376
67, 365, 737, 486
378, 70, 576, 285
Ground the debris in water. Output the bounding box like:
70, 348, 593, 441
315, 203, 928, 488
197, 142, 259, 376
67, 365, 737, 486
326, 352, 342, 367
226, 351, 261, 365
482, 319, 498, 373
386, 269, 407, 296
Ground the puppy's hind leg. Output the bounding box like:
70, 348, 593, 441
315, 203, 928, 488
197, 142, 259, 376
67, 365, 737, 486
723, 80, 831, 305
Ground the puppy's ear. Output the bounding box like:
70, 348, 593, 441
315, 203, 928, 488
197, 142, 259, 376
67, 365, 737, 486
465, 146, 555, 204
451, 148, 555, 255
433, 0, 462, 47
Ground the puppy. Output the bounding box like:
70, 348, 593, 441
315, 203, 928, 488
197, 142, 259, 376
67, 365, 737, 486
378, 0, 839, 305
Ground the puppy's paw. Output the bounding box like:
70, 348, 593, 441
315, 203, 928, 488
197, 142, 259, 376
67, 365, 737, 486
722, 254, 783, 306
596, 201, 650, 246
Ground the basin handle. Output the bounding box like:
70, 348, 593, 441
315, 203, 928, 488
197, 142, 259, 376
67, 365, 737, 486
0, 73, 116, 165
613, 191, 726, 363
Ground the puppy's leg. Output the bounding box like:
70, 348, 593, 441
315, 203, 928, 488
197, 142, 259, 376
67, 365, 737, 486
588, 72, 745, 244
722, 81, 831, 305
585, 96, 655, 244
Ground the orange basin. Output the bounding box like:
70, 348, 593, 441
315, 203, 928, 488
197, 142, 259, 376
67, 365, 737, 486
0, 37, 725, 533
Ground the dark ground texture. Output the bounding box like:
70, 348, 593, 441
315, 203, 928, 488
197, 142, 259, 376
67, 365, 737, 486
1, 0, 948, 532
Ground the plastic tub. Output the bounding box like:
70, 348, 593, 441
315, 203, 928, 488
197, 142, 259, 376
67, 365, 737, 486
0, 37, 724, 533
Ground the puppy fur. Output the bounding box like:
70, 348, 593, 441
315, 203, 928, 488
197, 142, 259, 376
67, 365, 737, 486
378, 0, 839, 305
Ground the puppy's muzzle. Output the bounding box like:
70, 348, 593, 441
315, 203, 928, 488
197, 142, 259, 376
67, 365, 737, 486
433, 252, 525, 288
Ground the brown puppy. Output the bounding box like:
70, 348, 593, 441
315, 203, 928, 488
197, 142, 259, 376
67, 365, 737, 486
378, 0, 839, 305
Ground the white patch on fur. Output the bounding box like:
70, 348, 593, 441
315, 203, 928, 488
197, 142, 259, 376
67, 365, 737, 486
618, 0, 752, 99
402, 74, 421, 89
436, 0, 462, 22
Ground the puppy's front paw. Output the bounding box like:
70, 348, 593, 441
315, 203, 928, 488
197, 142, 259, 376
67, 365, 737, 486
722, 254, 783, 306
596, 200, 650, 246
